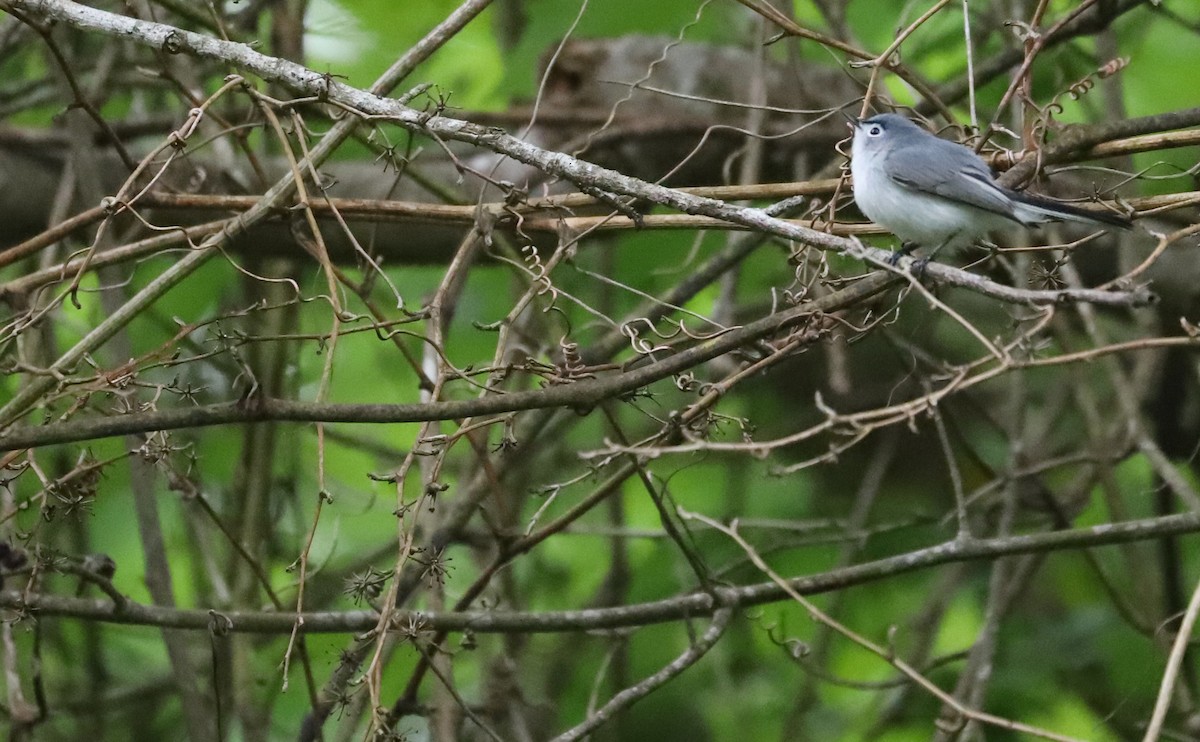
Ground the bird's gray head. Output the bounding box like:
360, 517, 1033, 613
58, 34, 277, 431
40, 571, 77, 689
851, 113, 926, 159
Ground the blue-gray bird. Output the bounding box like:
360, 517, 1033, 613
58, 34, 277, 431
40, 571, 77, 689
850, 113, 1131, 257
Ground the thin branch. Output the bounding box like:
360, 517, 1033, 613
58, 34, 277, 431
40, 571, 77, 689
549, 608, 733, 742
1143, 574, 1200, 742
2, 510, 1199, 635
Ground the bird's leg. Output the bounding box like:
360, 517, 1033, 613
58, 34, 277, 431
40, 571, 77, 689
911, 232, 961, 279
886, 240, 918, 267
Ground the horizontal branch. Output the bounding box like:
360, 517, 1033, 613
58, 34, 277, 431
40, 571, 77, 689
135, 191, 878, 236
5, 511, 1198, 634
999, 106, 1200, 187
142, 189, 1172, 236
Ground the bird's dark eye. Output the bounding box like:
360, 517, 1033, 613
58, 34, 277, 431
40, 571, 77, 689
867, 125, 883, 137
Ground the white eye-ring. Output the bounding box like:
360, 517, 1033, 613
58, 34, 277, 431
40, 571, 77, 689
867, 125, 883, 137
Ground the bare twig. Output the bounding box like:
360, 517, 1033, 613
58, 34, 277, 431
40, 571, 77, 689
549, 609, 733, 742
1143, 575, 1200, 741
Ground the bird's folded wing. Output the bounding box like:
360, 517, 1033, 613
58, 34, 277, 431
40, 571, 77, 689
885, 148, 1022, 223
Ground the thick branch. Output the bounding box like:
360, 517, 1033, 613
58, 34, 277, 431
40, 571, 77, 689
998, 107, 1200, 187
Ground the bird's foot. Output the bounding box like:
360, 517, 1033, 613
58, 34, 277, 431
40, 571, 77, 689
886, 241, 917, 267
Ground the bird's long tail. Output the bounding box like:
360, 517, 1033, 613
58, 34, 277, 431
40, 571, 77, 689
1006, 188, 1132, 230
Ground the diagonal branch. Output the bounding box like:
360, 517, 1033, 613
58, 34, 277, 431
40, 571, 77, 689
549, 608, 733, 742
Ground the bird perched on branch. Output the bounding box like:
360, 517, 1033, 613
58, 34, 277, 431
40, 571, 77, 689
849, 113, 1131, 261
